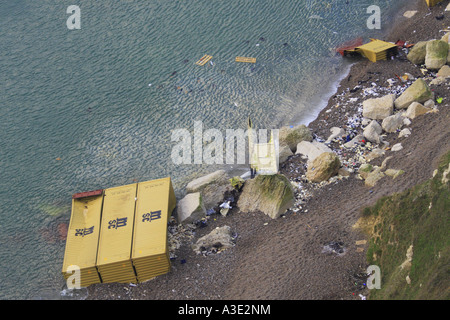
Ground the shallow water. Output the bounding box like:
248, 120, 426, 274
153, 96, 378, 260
0, 0, 410, 299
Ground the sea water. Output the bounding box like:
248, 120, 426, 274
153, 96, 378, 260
0, 0, 411, 299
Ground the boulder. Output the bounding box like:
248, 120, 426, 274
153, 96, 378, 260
365, 167, 385, 188
362, 94, 395, 120
363, 120, 382, 144
382, 113, 404, 133
237, 174, 294, 219
425, 40, 449, 70
423, 99, 435, 109
394, 78, 432, 109
192, 226, 235, 255
279, 125, 313, 153
296, 140, 332, 161
278, 144, 294, 164
366, 148, 385, 162
344, 134, 365, 149
437, 65, 450, 78
186, 170, 231, 210
177, 192, 206, 224
359, 163, 373, 180
404, 102, 431, 119
407, 41, 428, 65
325, 127, 345, 144
306, 152, 341, 183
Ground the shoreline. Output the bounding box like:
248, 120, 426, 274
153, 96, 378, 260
85, 0, 450, 300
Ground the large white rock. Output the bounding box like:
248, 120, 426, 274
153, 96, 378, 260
404, 102, 431, 119
186, 170, 230, 210
382, 113, 404, 133
295, 140, 332, 161
363, 120, 382, 144
279, 144, 294, 164
362, 94, 395, 120
177, 192, 206, 224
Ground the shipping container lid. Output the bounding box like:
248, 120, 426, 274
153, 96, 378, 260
96, 183, 137, 266
132, 178, 175, 259
62, 195, 103, 273
356, 39, 397, 54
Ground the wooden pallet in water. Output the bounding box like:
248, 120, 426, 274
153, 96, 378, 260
195, 55, 213, 66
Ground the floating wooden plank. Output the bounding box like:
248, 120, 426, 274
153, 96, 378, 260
235, 57, 257, 63
195, 54, 213, 66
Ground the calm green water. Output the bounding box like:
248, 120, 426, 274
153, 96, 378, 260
1, 0, 410, 299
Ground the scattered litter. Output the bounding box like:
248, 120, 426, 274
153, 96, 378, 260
322, 241, 346, 256
219, 201, 232, 217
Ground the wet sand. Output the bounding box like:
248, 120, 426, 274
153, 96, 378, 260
86, 0, 450, 301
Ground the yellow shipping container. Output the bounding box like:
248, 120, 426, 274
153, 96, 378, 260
355, 39, 398, 62
62, 194, 103, 288
131, 177, 176, 282
425, 0, 443, 7
96, 183, 138, 284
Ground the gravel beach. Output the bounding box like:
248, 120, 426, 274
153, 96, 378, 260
85, 0, 450, 301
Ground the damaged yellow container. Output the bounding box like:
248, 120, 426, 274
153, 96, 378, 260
355, 39, 398, 62
62, 194, 104, 288
96, 183, 138, 284
131, 177, 176, 282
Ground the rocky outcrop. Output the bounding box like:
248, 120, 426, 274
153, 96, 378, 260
186, 170, 231, 211
425, 40, 449, 70
237, 174, 294, 219
279, 125, 313, 153
306, 152, 341, 183
191, 226, 235, 255
394, 78, 432, 110
407, 41, 428, 65
177, 192, 206, 224
362, 94, 395, 120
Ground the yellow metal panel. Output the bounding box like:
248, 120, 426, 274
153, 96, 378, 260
235, 57, 257, 63
96, 183, 137, 266
356, 39, 398, 62
132, 178, 173, 260
62, 195, 103, 274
